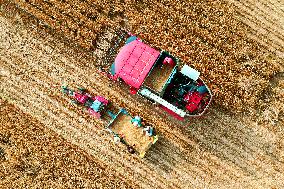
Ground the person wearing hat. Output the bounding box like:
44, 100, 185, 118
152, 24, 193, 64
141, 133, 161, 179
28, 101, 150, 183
113, 135, 120, 144
131, 116, 142, 127
127, 144, 136, 154
143, 126, 154, 137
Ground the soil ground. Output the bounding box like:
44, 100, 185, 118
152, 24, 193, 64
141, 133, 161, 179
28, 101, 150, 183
0, 0, 284, 188
0, 99, 136, 188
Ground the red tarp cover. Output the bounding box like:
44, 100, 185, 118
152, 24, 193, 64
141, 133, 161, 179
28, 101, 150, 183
114, 40, 160, 89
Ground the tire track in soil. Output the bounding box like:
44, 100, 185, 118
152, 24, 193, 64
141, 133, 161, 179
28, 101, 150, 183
239, 0, 284, 38
186, 109, 284, 183
234, 7, 284, 51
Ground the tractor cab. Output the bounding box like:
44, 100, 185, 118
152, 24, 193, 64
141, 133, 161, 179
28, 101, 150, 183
62, 86, 109, 118
74, 92, 90, 104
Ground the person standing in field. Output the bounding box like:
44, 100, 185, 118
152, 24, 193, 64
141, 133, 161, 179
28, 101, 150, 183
142, 126, 154, 137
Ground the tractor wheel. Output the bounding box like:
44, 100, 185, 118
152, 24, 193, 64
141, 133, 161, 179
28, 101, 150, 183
77, 87, 86, 94
71, 99, 79, 105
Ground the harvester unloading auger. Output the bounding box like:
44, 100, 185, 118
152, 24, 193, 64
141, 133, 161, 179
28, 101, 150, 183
101, 31, 213, 120
61, 86, 158, 158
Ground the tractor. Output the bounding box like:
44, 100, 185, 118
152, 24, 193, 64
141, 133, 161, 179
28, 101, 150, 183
61, 86, 108, 119
61, 85, 158, 157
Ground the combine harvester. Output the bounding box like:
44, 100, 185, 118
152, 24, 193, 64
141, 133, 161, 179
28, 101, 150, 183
102, 32, 212, 120
62, 86, 158, 158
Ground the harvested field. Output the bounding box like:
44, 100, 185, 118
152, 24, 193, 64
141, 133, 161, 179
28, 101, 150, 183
0, 99, 135, 188
0, 0, 284, 188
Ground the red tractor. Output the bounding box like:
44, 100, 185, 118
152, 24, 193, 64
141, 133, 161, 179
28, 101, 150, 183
61, 86, 109, 119
61, 85, 158, 158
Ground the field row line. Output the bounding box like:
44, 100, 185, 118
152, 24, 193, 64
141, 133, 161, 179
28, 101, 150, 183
0, 67, 167, 189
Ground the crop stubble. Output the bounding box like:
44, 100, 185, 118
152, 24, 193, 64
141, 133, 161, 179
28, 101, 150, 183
1, 0, 284, 188
0, 100, 137, 188
0, 16, 212, 189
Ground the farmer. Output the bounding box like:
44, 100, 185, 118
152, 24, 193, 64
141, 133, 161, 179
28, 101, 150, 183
142, 126, 154, 137
131, 116, 142, 127
127, 144, 135, 154
113, 135, 120, 144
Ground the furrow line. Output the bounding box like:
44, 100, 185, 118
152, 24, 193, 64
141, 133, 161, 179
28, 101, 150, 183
0, 57, 169, 188
0, 75, 166, 189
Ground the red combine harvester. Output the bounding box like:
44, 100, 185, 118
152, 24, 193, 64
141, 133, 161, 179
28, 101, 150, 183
61, 86, 109, 119
105, 32, 212, 120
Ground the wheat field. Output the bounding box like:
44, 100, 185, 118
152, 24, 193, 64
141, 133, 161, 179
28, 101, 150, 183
0, 0, 283, 188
